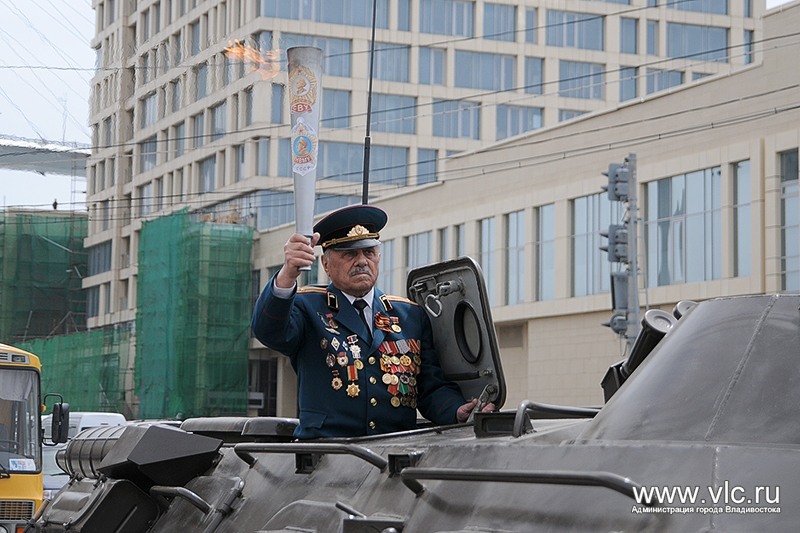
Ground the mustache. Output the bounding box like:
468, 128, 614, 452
349, 266, 372, 276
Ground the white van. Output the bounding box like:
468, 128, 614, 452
43, 411, 127, 440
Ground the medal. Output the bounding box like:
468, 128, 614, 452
399, 355, 412, 367
350, 345, 361, 358
391, 324, 402, 332
354, 359, 364, 370
331, 337, 340, 350
337, 353, 348, 366
320, 338, 328, 349
331, 377, 342, 390
390, 396, 401, 408
346, 383, 360, 397
326, 354, 335, 367
382, 373, 393, 384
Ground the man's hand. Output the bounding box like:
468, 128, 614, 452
275, 232, 320, 289
456, 398, 496, 424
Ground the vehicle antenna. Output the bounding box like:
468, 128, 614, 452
361, 0, 378, 205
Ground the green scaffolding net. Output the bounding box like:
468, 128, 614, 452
0, 211, 87, 343
136, 211, 253, 419
19, 328, 130, 413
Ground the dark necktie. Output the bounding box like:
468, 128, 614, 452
353, 299, 371, 334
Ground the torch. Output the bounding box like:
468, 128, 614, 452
287, 46, 323, 271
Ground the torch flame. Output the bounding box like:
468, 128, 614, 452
224, 39, 283, 80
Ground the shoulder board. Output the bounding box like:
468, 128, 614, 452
384, 294, 418, 306
297, 286, 327, 294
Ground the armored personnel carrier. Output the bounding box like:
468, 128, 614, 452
35, 259, 796, 532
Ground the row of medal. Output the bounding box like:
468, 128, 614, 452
321, 334, 423, 407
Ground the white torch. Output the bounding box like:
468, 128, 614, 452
287, 47, 323, 270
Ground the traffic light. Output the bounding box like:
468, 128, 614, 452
601, 163, 629, 202
602, 271, 629, 335
599, 224, 628, 263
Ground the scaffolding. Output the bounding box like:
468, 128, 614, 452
19, 328, 130, 413
135, 211, 253, 419
0, 210, 87, 343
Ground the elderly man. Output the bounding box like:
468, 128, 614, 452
252, 204, 491, 438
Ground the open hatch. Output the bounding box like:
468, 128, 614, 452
407, 257, 506, 411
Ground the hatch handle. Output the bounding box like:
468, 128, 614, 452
400, 467, 657, 505
513, 400, 600, 437
233, 442, 388, 472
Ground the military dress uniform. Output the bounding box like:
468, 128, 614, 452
251, 204, 465, 439
252, 280, 465, 438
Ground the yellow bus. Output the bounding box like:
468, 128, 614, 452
0, 343, 67, 533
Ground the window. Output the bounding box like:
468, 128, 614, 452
478, 217, 496, 304
397, 0, 410, 30
375, 43, 409, 82
645, 167, 722, 287
505, 210, 525, 305
455, 223, 466, 257
172, 32, 183, 66
419, 47, 446, 85
438, 227, 450, 260
193, 112, 205, 147
647, 20, 658, 55
195, 62, 207, 100
171, 78, 182, 112
417, 148, 437, 185
141, 92, 157, 128
420, 0, 473, 37
372, 94, 416, 134
559, 60, 605, 100
525, 57, 544, 95
546, 10, 604, 51
666, 0, 727, 14
405, 232, 432, 277
140, 135, 157, 172
259, 0, 389, 28
322, 89, 350, 128
733, 160, 751, 277
257, 138, 269, 175
138, 181, 154, 216
620, 17, 638, 54
646, 68, 684, 94
378, 239, 396, 293
432, 99, 480, 139
667, 23, 728, 62
496, 105, 542, 141
536, 204, 555, 301
572, 194, 622, 297
87, 286, 99, 318
744, 30, 754, 64
525, 8, 537, 43
484, 3, 515, 42
270, 84, 285, 123
190, 20, 201, 55
235, 144, 245, 181
199, 154, 216, 193
88, 241, 113, 275
174, 121, 185, 157
455, 51, 514, 91
370, 145, 408, 186
211, 102, 226, 141
281, 34, 351, 77
620, 66, 638, 101
244, 87, 254, 125
780, 150, 799, 291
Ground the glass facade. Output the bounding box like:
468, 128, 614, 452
432, 99, 480, 139
484, 3, 515, 41
536, 204, 555, 301
559, 60, 605, 100
505, 210, 525, 305
479, 217, 496, 304
572, 194, 622, 297
420, 0, 473, 37
667, 23, 728, 62
780, 150, 799, 291
496, 105, 542, 141
372, 93, 416, 134
454, 51, 515, 91
546, 11, 604, 51
733, 160, 751, 278
645, 167, 722, 287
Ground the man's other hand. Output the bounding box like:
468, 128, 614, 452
456, 398, 496, 423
